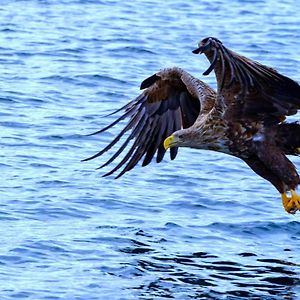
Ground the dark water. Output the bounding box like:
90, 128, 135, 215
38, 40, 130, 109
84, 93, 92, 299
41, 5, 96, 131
1, 0, 300, 299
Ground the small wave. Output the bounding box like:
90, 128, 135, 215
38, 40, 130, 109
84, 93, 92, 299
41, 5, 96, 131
109, 46, 156, 55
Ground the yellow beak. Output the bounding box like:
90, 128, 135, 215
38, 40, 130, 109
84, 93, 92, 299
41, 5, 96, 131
163, 135, 175, 150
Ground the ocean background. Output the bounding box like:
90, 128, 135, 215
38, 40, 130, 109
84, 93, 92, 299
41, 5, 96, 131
1, 0, 300, 299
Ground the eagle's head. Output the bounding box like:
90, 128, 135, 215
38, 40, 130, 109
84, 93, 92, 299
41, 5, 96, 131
192, 37, 222, 55
163, 128, 208, 150
163, 130, 186, 150
164, 126, 227, 152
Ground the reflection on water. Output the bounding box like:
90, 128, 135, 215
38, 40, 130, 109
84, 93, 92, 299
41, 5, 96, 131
117, 233, 300, 299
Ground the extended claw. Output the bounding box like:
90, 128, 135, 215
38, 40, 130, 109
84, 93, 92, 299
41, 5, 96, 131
281, 190, 300, 214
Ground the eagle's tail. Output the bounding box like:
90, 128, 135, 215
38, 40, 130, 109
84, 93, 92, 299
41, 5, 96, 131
277, 122, 300, 155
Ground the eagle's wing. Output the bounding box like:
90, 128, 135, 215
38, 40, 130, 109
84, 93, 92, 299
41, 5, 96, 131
196, 38, 300, 122
83, 67, 216, 178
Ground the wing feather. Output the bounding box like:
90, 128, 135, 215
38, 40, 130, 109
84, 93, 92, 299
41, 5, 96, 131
97, 109, 148, 169
84, 67, 216, 177
102, 116, 153, 177
169, 108, 182, 160
197, 37, 300, 121
82, 106, 146, 161
141, 116, 164, 167
114, 115, 159, 178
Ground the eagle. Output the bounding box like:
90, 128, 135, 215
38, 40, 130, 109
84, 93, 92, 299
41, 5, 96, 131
84, 37, 300, 214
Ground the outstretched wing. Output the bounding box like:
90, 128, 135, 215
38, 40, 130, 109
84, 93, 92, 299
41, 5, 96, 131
195, 37, 300, 122
83, 67, 216, 178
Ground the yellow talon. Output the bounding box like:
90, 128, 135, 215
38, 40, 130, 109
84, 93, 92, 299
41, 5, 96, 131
281, 190, 300, 214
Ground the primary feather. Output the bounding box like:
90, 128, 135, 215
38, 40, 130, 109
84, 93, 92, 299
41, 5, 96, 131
83, 67, 216, 177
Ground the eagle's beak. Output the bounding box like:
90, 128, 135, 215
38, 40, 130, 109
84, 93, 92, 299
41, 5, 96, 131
164, 135, 176, 150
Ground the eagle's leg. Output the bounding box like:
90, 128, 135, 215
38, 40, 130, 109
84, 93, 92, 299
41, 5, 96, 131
251, 138, 300, 214
281, 190, 300, 214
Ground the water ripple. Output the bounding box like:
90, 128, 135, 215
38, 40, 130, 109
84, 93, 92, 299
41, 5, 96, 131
1, 0, 300, 299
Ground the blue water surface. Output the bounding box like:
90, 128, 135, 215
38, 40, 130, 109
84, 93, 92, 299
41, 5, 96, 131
1, 0, 300, 299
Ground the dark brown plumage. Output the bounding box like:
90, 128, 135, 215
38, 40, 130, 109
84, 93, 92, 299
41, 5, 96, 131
193, 37, 300, 213
83, 67, 216, 178
84, 37, 300, 214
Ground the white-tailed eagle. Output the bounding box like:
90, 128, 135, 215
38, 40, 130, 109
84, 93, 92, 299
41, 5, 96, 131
84, 37, 300, 214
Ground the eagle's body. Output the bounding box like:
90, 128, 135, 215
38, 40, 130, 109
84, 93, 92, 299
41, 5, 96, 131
84, 37, 300, 214
191, 109, 260, 156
